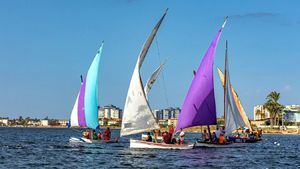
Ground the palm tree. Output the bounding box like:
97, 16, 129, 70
263, 91, 284, 128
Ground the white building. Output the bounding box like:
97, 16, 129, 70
0, 118, 9, 126
152, 107, 181, 120
40, 120, 49, 126
284, 105, 300, 123
98, 105, 122, 119
153, 109, 163, 120
254, 105, 270, 120
58, 120, 69, 127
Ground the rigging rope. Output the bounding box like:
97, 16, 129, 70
155, 37, 169, 107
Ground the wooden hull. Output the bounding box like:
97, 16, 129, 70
130, 139, 194, 150
195, 142, 246, 148
69, 137, 119, 144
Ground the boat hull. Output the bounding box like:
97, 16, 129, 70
130, 139, 194, 150
194, 142, 246, 148
69, 137, 119, 144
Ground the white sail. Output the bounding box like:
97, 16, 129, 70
70, 93, 79, 127
223, 55, 248, 136
121, 10, 167, 137
144, 62, 165, 98
217, 68, 252, 131
121, 61, 159, 136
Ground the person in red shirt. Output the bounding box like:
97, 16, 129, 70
83, 129, 91, 139
104, 127, 111, 141
97, 131, 102, 140
169, 125, 174, 136
162, 131, 170, 144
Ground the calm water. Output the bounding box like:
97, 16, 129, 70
0, 127, 299, 169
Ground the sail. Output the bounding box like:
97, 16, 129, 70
121, 10, 167, 137
144, 62, 165, 98
223, 53, 248, 135
175, 19, 227, 131
69, 42, 104, 129
217, 68, 252, 131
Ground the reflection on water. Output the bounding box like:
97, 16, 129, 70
0, 127, 299, 168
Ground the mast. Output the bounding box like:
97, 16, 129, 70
224, 40, 228, 128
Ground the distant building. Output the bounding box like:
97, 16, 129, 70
0, 118, 9, 126
27, 120, 40, 126
58, 120, 69, 127
98, 105, 122, 119
158, 119, 168, 127
254, 105, 270, 120
40, 120, 49, 126
161, 107, 181, 120
284, 105, 300, 123
153, 109, 163, 120
168, 118, 178, 127
153, 107, 181, 127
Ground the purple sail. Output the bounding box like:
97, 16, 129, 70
175, 26, 225, 131
77, 78, 87, 126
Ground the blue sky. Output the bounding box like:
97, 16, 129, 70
0, 0, 299, 119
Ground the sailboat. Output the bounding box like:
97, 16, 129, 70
217, 42, 261, 143
120, 9, 194, 149
68, 42, 117, 144
217, 63, 252, 133
174, 18, 245, 148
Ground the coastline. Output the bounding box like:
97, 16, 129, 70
1, 126, 299, 135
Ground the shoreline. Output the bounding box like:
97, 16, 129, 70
1, 126, 299, 135
0, 126, 122, 129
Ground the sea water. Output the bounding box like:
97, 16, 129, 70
0, 127, 299, 168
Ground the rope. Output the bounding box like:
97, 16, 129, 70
155, 37, 169, 107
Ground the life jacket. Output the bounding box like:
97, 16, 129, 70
218, 135, 225, 144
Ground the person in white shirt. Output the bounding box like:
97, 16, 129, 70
215, 127, 223, 139
179, 128, 185, 144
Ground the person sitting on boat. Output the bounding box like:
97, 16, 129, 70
82, 131, 88, 139
92, 130, 98, 140
218, 133, 226, 144
257, 129, 262, 139
202, 129, 210, 142
169, 125, 175, 138
152, 129, 160, 143
83, 129, 91, 139
145, 132, 152, 142
249, 132, 256, 140
162, 131, 171, 144
215, 127, 223, 139
104, 127, 111, 141
97, 131, 102, 140
212, 132, 217, 143
179, 128, 185, 145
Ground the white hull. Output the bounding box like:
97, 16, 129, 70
69, 137, 119, 144
195, 142, 246, 148
130, 139, 194, 150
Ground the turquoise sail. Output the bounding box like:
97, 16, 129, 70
85, 42, 103, 129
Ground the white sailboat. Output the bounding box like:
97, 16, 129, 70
220, 41, 252, 136
120, 9, 194, 149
